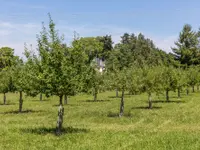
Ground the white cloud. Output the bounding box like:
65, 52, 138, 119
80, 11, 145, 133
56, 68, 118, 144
0, 21, 178, 58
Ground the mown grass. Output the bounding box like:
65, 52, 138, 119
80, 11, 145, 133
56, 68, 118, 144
1, 89, 200, 150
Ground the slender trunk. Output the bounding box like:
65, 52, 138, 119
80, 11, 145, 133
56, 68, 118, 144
192, 86, 195, 93
19, 91, 23, 113
56, 95, 64, 135
59, 95, 63, 105
40, 93, 42, 101
3, 93, 6, 105
64, 95, 68, 105
197, 85, 199, 91
166, 89, 169, 102
119, 89, 125, 117
178, 88, 181, 98
148, 93, 152, 109
186, 87, 189, 95
116, 89, 118, 97
94, 88, 97, 101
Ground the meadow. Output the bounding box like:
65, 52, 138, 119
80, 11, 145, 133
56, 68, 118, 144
1, 90, 200, 150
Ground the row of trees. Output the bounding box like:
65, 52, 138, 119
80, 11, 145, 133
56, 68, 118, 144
1, 15, 200, 135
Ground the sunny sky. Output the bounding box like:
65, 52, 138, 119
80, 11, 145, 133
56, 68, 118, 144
0, 0, 200, 57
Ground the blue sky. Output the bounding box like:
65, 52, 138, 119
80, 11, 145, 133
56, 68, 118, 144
0, 0, 200, 56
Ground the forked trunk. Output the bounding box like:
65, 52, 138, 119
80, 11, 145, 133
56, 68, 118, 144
148, 93, 152, 109
166, 89, 169, 102
119, 89, 125, 117
19, 91, 23, 113
64, 95, 68, 105
40, 93, 43, 101
3, 93, 6, 105
56, 95, 64, 135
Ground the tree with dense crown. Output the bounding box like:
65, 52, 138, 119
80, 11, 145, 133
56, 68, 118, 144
141, 66, 163, 109
161, 66, 177, 102
186, 66, 199, 93
172, 24, 200, 66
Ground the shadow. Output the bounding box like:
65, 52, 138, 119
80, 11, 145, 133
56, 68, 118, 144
0, 103, 15, 106
21, 126, 89, 135
132, 106, 162, 110
82, 100, 111, 103
31, 99, 50, 102
2, 109, 43, 114
152, 100, 185, 104
108, 96, 120, 99
107, 112, 132, 118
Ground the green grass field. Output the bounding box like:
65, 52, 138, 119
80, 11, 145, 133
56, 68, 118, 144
1, 90, 200, 150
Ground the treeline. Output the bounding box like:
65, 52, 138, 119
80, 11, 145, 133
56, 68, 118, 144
1, 15, 200, 135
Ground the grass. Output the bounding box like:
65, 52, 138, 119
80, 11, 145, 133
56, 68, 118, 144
1, 90, 200, 150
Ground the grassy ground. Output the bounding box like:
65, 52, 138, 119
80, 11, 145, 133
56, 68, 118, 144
1, 90, 200, 150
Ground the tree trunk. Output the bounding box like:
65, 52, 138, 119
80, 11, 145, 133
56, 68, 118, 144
148, 93, 152, 109
186, 88, 189, 95
59, 95, 63, 105
56, 95, 64, 135
3, 93, 6, 105
116, 89, 118, 97
192, 86, 195, 93
94, 88, 97, 101
40, 93, 42, 101
19, 91, 23, 113
197, 85, 199, 91
119, 89, 125, 117
166, 89, 169, 102
64, 95, 68, 105
178, 88, 181, 98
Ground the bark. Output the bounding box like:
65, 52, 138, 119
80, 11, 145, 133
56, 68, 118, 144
178, 88, 181, 98
40, 93, 42, 101
3, 93, 6, 105
197, 85, 199, 91
119, 89, 125, 117
59, 95, 63, 105
186, 88, 189, 95
116, 89, 118, 97
94, 88, 97, 101
64, 94, 68, 105
56, 95, 64, 135
166, 89, 169, 102
192, 86, 195, 93
148, 93, 152, 109
19, 91, 23, 113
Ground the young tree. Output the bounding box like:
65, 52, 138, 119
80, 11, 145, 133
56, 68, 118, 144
161, 66, 177, 102
186, 66, 199, 93
141, 66, 163, 109
175, 68, 187, 98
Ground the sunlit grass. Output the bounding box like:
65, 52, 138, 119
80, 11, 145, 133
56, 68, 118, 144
1, 89, 200, 150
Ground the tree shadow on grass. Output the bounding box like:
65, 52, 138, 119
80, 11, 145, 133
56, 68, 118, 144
131, 106, 162, 110
152, 100, 185, 104
1, 109, 44, 114
0, 103, 15, 106
108, 96, 120, 99
81, 100, 111, 103
21, 126, 89, 136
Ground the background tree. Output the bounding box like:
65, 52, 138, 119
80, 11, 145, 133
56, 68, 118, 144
172, 24, 200, 66
141, 66, 163, 109
161, 66, 177, 102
